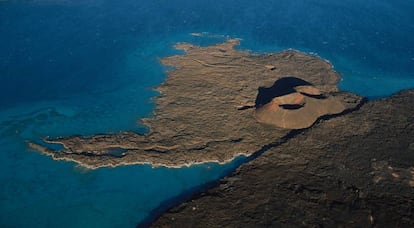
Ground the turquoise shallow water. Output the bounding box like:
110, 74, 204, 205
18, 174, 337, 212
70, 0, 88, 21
1, 0, 413, 227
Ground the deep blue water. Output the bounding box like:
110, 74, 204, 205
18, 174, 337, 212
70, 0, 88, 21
0, 0, 413, 227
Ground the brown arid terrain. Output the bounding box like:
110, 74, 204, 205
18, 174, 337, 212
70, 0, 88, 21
151, 89, 414, 227
28, 39, 362, 169
26, 38, 414, 227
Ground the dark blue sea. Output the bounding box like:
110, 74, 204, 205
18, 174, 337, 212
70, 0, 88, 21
0, 0, 413, 226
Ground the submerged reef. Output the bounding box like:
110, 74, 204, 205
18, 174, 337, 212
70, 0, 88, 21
29, 39, 362, 168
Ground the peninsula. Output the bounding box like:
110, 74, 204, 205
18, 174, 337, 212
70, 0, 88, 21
28, 39, 363, 169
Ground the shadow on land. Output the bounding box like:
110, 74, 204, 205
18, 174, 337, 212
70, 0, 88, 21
255, 77, 312, 107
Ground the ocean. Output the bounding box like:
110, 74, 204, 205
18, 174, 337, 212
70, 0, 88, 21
0, 0, 413, 226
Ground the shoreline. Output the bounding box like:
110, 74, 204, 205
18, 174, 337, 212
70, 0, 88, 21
28, 141, 250, 170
